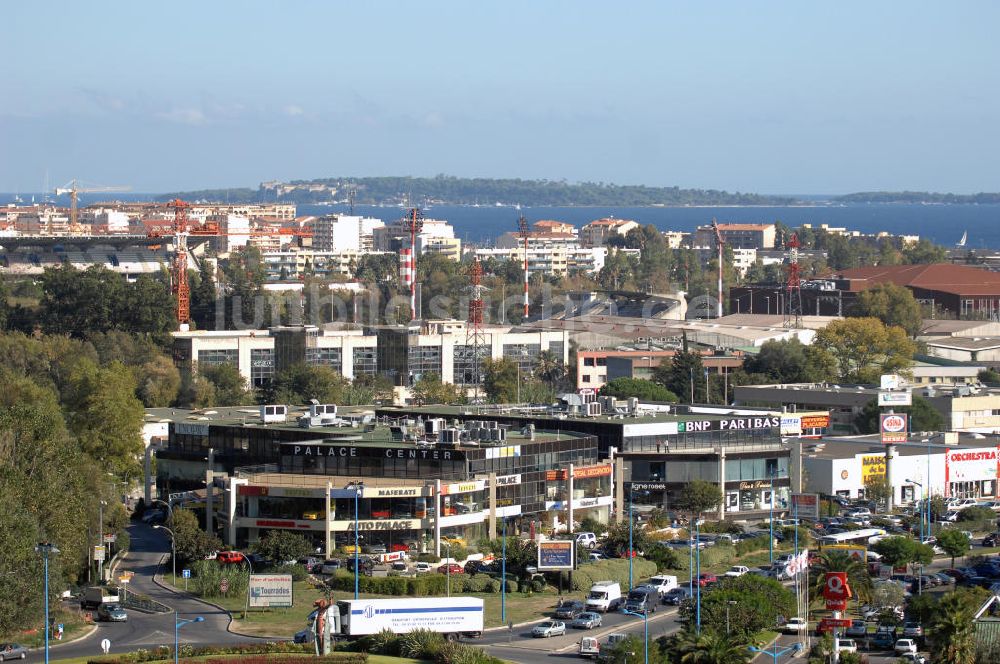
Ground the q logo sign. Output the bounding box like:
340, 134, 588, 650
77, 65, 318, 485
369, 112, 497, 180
823, 571, 852, 611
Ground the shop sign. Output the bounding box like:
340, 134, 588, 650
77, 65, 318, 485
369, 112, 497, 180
496, 497, 516, 507
800, 414, 830, 429
577, 498, 599, 508
823, 572, 852, 611
790, 493, 819, 519
175, 422, 209, 437
329, 519, 421, 531
537, 540, 575, 571
248, 574, 293, 608
677, 416, 781, 433
546, 469, 569, 481
878, 391, 912, 407
946, 448, 999, 482
880, 374, 903, 390
861, 454, 887, 483
780, 416, 802, 436
629, 481, 668, 492
574, 464, 612, 479
440, 480, 485, 496
880, 413, 907, 444
284, 442, 463, 461
363, 486, 424, 498
739, 480, 772, 490
496, 474, 522, 487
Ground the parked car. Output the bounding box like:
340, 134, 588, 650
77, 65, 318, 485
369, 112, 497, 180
898, 654, 927, 664
555, 600, 586, 620
319, 559, 341, 574
895, 639, 919, 655
835, 639, 857, 654
363, 541, 388, 554
871, 631, 895, 649
0, 644, 27, 661
934, 572, 954, 585
782, 618, 808, 635
662, 587, 691, 606
576, 532, 598, 549
589, 552, 606, 562
141, 509, 165, 524
902, 622, 924, 639
293, 629, 314, 644
845, 620, 867, 638
572, 612, 603, 630
532, 620, 566, 638
414, 562, 433, 573
97, 603, 128, 622
724, 565, 749, 577
437, 563, 463, 575
297, 557, 321, 572
464, 560, 492, 575
579, 636, 601, 659
982, 533, 1000, 547
696, 573, 717, 587
217, 551, 243, 564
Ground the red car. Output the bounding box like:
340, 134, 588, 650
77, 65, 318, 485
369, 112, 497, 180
217, 551, 243, 564
437, 563, 464, 575
696, 573, 717, 587
390, 543, 410, 553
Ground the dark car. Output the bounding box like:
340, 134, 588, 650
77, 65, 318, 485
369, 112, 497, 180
934, 572, 954, 585
663, 587, 691, 605
293, 629, 314, 644
872, 631, 895, 649
97, 603, 128, 622
554, 600, 586, 620
464, 560, 493, 575
0, 644, 27, 661
983, 533, 1000, 547
959, 575, 991, 588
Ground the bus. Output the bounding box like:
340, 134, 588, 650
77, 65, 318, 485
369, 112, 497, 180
816, 528, 887, 548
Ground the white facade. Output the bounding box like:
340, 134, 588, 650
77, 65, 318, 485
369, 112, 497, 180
311, 215, 385, 252
474, 246, 609, 276
217, 214, 251, 252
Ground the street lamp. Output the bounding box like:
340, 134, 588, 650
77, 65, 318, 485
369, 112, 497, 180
346, 481, 365, 600
501, 517, 507, 623
35, 543, 59, 664
442, 540, 452, 597
621, 609, 649, 664
98, 500, 107, 583
695, 517, 704, 634
628, 485, 634, 591
152, 525, 177, 584
748, 642, 802, 664
174, 613, 204, 664
231, 551, 254, 619
906, 479, 925, 543
726, 600, 737, 634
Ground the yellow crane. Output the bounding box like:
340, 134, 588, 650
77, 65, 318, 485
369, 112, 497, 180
54, 180, 131, 233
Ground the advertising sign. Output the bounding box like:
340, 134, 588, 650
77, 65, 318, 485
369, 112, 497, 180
861, 454, 887, 483
629, 481, 669, 492
574, 464, 612, 479
537, 540, 575, 571
878, 391, 912, 407
780, 415, 802, 436
800, 414, 831, 429
248, 573, 294, 608
823, 571, 852, 611
880, 374, 903, 390
93, 545, 106, 562
495, 474, 522, 486
880, 413, 908, 444
790, 493, 820, 519
676, 415, 780, 433
946, 447, 999, 482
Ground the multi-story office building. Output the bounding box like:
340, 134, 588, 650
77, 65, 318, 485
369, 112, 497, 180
310, 215, 385, 252
374, 218, 459, 261
474, 246, 609, 277
693, 223, 776, 250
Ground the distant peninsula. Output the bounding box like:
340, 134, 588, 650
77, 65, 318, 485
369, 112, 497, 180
833, 191, 1000, 204
158, 175, 797, 207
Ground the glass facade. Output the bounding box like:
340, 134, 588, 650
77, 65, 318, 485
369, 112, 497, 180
250, 348, 274, 387
408, 345, 442, 382
197, 349, 238, 366
353, 347, 377, 376
453, 344, 488, 385
306, 347, 342, 372
503, 343, 541, 373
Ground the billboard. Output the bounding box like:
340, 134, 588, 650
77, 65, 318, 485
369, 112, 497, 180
248, 574, 293, 608
537, 540, 575, 571
861, 454, 887, 483
880, 413, 908, 444
823, 571, 852, 611
880, 374, 904, 390
790, 493, 819, 519
878, 391, 912, 407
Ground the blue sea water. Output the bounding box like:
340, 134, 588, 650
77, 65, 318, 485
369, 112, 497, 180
3, 193, 998, 248
301, 202, 1000, 249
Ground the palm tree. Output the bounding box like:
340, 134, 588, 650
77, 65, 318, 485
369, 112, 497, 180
810, 550, 872, 605
533, 350, 566, 389
928, 596, 976, 664
677, 629, 751, 664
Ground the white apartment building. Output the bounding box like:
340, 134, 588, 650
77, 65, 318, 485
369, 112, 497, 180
92, 209, 131, 234
311, 215, 385, 252
374, 218, 459, 260
495, 231, 580, 251
211, 214, 251, 252
474, 246, 609, 276
261, 249, 394, 281
580, 218, 639, 247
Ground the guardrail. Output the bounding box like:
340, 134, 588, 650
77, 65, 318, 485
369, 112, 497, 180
122, 590, 172, 614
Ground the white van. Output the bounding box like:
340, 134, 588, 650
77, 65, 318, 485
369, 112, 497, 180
579, 637, 601, 659
585, 581, 623, 613
645, 575, 678, 596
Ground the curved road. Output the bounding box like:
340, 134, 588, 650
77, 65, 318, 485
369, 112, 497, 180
32, 524, 264, 662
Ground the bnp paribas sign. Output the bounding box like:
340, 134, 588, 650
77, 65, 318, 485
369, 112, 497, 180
677, 416, 781, 433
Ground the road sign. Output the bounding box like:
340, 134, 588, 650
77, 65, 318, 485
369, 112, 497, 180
219, 578, 230, 593
182, 569, 191, 579
93, 545, 106, 562
103, 533, 117, 544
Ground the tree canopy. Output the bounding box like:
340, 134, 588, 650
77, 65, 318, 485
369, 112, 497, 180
854, 396, 945, 434
813, 317, 916, 383
849, 283, 923, 337
675, 480, 723, 515
599, 377, 678, 402
742, 338, 836, 384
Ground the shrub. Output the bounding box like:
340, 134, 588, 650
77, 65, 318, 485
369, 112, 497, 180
415, 553, 442, 563
271, 563, 309, 582
460, 574, 495, 593
645, 544, 685, 572
84, 642, 321, 664
441, 544, 468, 561
190, 559, 250, 599
958, 506, 995, 522
735, 535, 772, 556
431, 642, 506, 664
699, 520, 743, 535
531, 578, 546, 592
571, 558, 656, 591
398, 629, 445, 659
358, 629, 398, 656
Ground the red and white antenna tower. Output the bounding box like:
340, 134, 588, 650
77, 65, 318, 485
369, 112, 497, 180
517, 215, 530, 319
466, 258, 488, 399
711, 218, 724, 318
785, 232, 803, 328
403, 208, 423, 320
168, 198, 191, 327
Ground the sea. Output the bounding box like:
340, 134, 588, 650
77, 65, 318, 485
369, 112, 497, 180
4, 193, 999, 249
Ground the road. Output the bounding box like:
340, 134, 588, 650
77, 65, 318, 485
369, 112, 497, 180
33, 523, 262, 662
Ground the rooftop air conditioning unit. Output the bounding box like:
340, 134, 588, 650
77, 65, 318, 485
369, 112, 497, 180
309, 400, 338, 418
261, 404, 287, 423
439, 428, 460, 444
586, 401, 603, 417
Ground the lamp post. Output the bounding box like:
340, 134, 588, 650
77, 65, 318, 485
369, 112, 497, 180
695, 517, 704, 634
621, 609, 648, 664
98, 499, 106, 583
35, 543, 59, 664
906, 479, 925, 543
442, 541, 452, 597
628, 486, 634, 591
233, 552, 254, 619
174, 613, 204, 664
346, 481, 365, 600
153, 525, 177, 585
748, 642, 802, 664
501, 517, 506, 623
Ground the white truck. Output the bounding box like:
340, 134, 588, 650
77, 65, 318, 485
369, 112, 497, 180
645, 575, 679, 597
81, 586, 120, 610
585, 581, 623, 613
311, 597, 483, 653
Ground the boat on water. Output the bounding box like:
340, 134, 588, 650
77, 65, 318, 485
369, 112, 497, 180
957, 230, 967, 247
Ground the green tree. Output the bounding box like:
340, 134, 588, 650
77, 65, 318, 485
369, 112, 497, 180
870, 536, 933, 572
483, 357, 519, 403
863, 475, 892, 510
813, 317, 916, 383
601, 518, 650, 559
136, 355, 182, 407
599, 377, 678, 402
684, 575, 794, 640
122, 273, 176, 335
266, 363, 347, 405
742, 338, 837, 384
675, 480, 723, 516
476, 536, 537, 578
676, 628, 751, 664
977, 368, 1000, 384
200, 363, 255, 406
533, 350, 567, 390
190, 262, 218, 330
849, 283, 923, 337
809, 550, 872, 604
654, 350, 705, 403
903, 238, 948, 265
169, 509, 223, 564
411, 373, 465, 405
853, 396, 945, 434
251, 530, 313, 564
936, 528, 971, 568
928, 592, 977, 664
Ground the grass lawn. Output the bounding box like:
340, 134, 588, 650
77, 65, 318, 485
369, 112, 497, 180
3, 604, 92, 649
164, 577, 561, 638
52, 656, 428, 664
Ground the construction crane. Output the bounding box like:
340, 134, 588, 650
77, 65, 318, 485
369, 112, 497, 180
517, 215, 530, 318
54, 180, 131, 233
167, 199, 192, 327
711, 218, 724, 318
403, 208, 424, 321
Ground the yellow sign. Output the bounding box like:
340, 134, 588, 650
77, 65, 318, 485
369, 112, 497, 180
823, 544, 868, 561
861, 454, 886, 483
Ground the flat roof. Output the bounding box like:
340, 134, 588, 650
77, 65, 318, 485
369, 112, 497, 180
801, 433, 998, 460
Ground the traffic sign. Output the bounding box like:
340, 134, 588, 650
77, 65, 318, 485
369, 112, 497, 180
219, 578, 230, 593
103, 533, 117, 544
182, 569, 191, 579
93, 546, 106, 562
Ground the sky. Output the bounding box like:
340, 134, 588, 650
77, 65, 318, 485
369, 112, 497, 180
2, 1, 998, 194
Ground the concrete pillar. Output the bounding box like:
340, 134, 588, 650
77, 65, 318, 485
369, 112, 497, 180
567, 464, 575, 535
614, 456, 625, 524
205, 447, 215, 535
226, 477, 246, 547
885, 445, 897, 511
325, 481, 333, 559
718, 447, 726, 520
434, 480, 442, 558
488, 473, 497, 540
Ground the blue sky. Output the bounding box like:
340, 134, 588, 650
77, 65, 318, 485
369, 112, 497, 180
2, 1, 998, 194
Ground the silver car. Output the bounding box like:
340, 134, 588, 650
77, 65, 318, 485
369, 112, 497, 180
571, 612, 603, 629
532, 620, 566, 638
0, 644, 27, 661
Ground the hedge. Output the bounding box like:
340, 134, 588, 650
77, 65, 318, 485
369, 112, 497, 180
571, 558, 656, 591
327, 572, 449, 596
85, 642, 319, 664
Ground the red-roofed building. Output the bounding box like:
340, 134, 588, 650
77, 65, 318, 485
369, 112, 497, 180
581, 218, 639, 247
